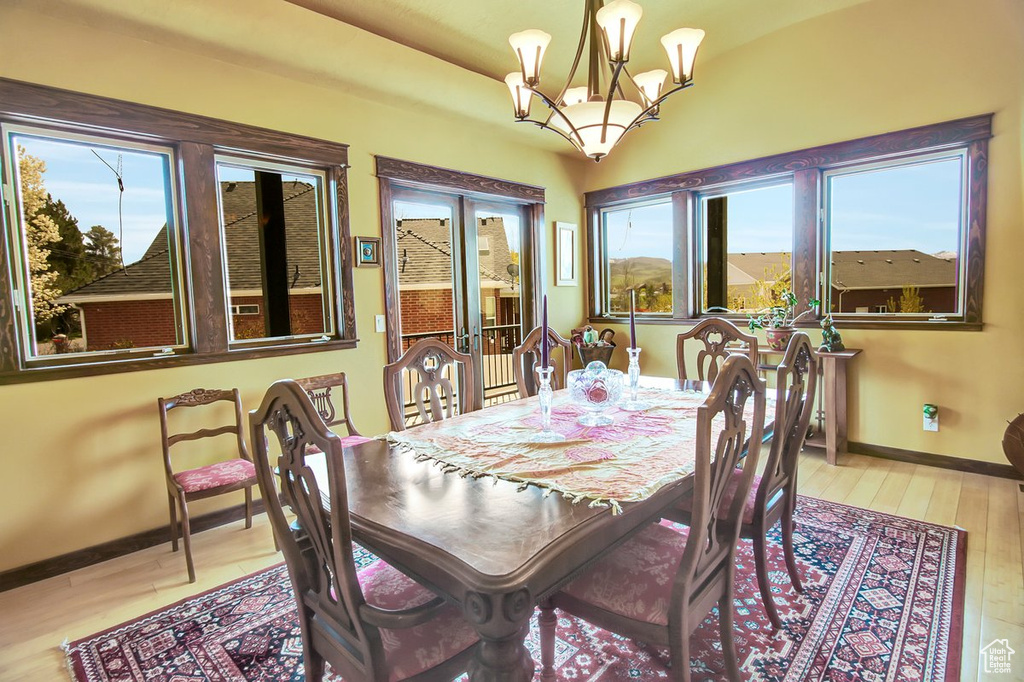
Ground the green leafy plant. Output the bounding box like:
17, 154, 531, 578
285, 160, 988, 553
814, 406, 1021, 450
747, 291, 820, 331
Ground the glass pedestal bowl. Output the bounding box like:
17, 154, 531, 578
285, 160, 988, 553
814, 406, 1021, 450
567, 361, 624, 426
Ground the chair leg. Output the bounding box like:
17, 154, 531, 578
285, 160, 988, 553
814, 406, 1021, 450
669, 613, 692, 682
720, 565, 742, 682
781, 495, 803, 594
179, 496, 196, 584
168, 493, 179, 552
244, 486, 253, 529
538, 598, 558, 682
753, 531, 783, 630
297, 608, 325, 681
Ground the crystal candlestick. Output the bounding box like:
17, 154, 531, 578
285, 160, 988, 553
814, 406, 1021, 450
620, 347, 650, 411
530, 366, 566, 442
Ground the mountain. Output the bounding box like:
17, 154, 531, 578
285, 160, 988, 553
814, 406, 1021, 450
609, 256, 672, 286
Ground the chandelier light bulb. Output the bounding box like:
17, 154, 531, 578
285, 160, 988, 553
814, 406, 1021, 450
508, 29, 552, 86
632, 69, 667, 105
596, 0, 643, 63
660, 28, 705, 83
504, 72, 533, 118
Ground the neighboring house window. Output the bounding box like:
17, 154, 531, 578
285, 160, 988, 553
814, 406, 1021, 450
585, 115, 989, 329
230, 304, 260, 315
600, 198, 673, 315
216, 158, 334, 346
697, 181, 794, 316
2, 124, 188, 365
825, 152, 965, 319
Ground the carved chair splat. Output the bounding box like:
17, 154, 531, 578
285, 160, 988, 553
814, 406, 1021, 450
676, 317, 759, 383
512, 326, 572, 398
383, 338, 477, 432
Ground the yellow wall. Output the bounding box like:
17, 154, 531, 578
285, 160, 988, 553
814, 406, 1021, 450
0, 5, 587, 571
585, 0, 1024, 465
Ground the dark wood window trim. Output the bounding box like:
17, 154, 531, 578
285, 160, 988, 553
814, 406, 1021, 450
375, 157, 545, 362
0, 78, 356, 384
585, 115, 991, 330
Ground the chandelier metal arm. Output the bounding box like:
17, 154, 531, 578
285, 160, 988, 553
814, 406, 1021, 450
525, 85, 587, 143
620, 80, 694, 137
599, 59, 627, 144
542, 0, 593, 129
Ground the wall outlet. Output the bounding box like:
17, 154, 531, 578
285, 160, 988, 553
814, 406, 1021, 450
923, 403, 939, 431
374, 315, 386, 333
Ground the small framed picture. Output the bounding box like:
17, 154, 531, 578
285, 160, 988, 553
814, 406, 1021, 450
354, 236, 381, 267
555, 222, 578, 286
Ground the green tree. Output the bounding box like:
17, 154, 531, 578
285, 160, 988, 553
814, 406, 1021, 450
17, 147, 64, 323
84, 225, 122, 278
39, 196, 91, 291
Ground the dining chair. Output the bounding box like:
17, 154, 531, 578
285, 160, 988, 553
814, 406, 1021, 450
158, 387, 257, 583
383, 337, 476, 431
668, 331, 818, 629
539, 354, 767, 682
676, 317, 759, 383
249, 379, 478, 681
512, 325, 572, 397
294, 372, 372, 448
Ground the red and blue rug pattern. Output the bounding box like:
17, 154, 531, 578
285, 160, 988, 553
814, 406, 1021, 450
65, 496, 965, 681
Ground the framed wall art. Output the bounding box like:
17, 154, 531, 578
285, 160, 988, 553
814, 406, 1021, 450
555, 221, 578, 286
354, 236, 381, 267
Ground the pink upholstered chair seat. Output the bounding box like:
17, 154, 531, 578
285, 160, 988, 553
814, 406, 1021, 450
562, 522, 691, 626
172, 458, 256, 494
676, 468, 761, 525
352, 559, 478, 681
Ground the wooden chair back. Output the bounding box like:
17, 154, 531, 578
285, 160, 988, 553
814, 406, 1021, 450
676, 317, 759, 383
383, 338, 476, 431
512, 326, 572, 397
673, 354, 766, 619
158, 388, 250, 476
755, 332, 818, 517
250, 380, 382, 679
294, 372, 362, 437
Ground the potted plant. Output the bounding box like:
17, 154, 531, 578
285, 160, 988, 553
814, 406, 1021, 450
747, 291, 820, 350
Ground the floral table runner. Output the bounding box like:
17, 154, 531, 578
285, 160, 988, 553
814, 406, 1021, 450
387, 386, 751, 513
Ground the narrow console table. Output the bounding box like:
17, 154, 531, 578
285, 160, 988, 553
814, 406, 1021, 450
756, 347, 862, 465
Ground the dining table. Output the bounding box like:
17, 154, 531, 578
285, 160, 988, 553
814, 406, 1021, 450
310, 376, 760, 682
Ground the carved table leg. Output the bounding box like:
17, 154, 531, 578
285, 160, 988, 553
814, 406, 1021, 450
464, 589, 535, 682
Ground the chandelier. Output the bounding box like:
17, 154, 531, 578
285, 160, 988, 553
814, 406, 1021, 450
504, 0, 704, 161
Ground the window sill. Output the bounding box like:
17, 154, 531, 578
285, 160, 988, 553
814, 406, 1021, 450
1, 338, 360, 385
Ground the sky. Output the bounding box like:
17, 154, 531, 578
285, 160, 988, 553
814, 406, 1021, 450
605, 155, 963, 260
11, 134, 174, 264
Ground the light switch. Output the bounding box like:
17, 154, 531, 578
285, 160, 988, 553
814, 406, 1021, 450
375, 315, 386, 333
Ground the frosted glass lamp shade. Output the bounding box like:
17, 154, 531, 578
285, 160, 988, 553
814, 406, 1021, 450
509, 29, 551, 85
661, 28, 705, 83
551, 100, 643, 159
596, 0, 643, 63
504, 72, 532, 118
632, 69, 667, 105
562, 86, 589, 107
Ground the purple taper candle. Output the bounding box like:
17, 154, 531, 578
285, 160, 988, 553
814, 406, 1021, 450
629, 289, 637, 350
541, 295, 549, 368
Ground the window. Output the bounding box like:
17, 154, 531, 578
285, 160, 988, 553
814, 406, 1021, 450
600, 198, 673, 315
2, 124, 187, 365
697, 181, 793, 315
585, 115, 989, 329
825, 153, 964, 319
0, 78, 355, 382
216, 158, 334, 346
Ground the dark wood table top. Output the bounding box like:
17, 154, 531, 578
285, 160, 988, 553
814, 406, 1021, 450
314, 376, 713, 681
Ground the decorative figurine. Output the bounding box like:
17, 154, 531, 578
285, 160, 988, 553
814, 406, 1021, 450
819, 314, 845, 352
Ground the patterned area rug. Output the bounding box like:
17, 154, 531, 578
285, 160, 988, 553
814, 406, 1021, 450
65, 496, 965, 681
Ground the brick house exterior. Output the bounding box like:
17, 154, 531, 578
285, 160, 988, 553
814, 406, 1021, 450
61, 180, 328, 350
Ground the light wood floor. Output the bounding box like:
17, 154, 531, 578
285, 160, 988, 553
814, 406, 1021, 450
1, 451, 1021, 681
